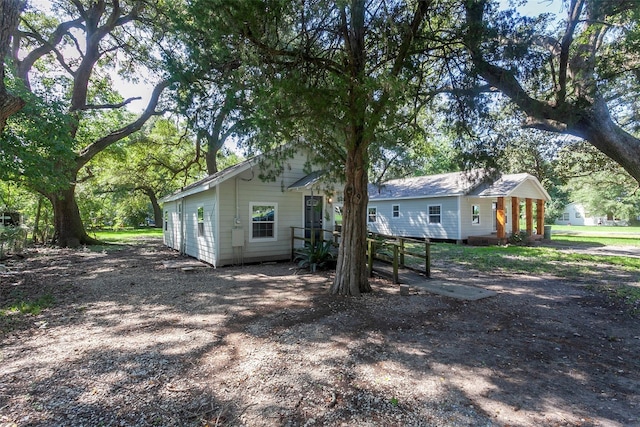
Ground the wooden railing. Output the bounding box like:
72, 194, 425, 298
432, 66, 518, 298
367, 232, 431, 283
290, 228, 432, 283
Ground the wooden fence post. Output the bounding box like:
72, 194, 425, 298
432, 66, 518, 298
425, 238, 431, 278
368, 239, 374, 278
399, 237, 405, 267
290, 227, 295, 261
392, 244, 399, 284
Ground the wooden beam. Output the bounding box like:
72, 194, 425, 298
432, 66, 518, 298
511, 197, 520, 235
526, 198, 533, 235
537, 199, 545, 235
496, 197, 506, 239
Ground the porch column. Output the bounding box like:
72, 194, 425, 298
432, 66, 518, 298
496, 197, 506, 239
511, 197, 520, 235
536, 199, 545, 235
525, 198, 533, 236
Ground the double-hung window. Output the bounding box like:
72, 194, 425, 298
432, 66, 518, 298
392, 204, 400, 218
197, 206, 205, 237
428, 205, 441, 224
250, 203, 277, 241
472, 205, 480, 225
368, 207, 377, 223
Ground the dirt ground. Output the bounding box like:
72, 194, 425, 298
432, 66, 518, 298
0, 238, 639, 426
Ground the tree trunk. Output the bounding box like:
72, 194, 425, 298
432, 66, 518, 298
142, 187, 163, 228
0, 0, 25, 133
49, 186, 99, 247
331, 142, 371, 296
32, 196, 44, 244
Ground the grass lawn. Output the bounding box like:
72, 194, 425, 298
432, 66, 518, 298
90, 227, 163, 243
551, 224, 640, 236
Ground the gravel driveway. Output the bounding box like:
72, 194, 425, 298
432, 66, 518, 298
1, 239, 639, 426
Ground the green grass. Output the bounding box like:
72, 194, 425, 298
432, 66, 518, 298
1, 294, 55, 316
552, 235, 640, 247
551, 224, 640, 235
404, 241, 640, 278
91, 227, 163, 243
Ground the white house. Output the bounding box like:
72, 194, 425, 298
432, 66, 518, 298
159, 149, 334, 267
555, 202, 607, 226
364, 170, 551, 243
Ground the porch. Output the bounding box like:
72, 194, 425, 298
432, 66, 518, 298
469, 196, 547, 246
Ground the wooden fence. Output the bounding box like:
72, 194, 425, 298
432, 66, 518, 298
290, 228, 431, 283
367, 232, 431, 283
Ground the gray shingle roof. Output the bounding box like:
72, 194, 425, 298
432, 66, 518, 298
369, 170, 550, 201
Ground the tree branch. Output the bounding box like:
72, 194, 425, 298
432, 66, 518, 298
77, 79, 172, 168
77, 97, 142, 111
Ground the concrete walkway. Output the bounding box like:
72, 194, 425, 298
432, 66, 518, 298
373, 262, 497, 301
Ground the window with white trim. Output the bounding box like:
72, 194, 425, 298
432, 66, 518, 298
472, 205, 480, 225
575, 211, 582, 218
368, 207, 377, 223
392, 204, 400, 218
250, 203, 277, 241
562, 212, 570, 221
197, 206, 204, 237
428, 205, 441, 224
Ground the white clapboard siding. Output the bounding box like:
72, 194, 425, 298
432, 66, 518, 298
217, 152, 310, 265
163, 200, 182, 251
459, 197, 496, 237
367, 197, 459, 240
181, 188, 217, 266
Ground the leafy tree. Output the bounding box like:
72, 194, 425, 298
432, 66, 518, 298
87, 117, 210, 228
181, 0, 448, 295
2, 0, 172, 246
554, 141, 640, 222
462, 0, 640, 185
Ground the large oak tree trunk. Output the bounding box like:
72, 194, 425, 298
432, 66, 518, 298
0, 0, 25, 132
48, 186, 99, 247
142, 187, 163, 228
331, 141, 371, 296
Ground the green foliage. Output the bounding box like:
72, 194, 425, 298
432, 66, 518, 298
555, 142, 640, 222
294, 241, 336, 271
1, 77, 75, 193
0, 225, 28, 258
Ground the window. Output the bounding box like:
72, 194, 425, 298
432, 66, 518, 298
164, 211, 168, 231
250, 203, 277, 241
575, 211, 582, 218
472, 205, 480, 225
392, 204, 400, 218
562, 212, 570, 221
197, 206, 204, 237
368, 207, 377, 223
428, 205, 441, 224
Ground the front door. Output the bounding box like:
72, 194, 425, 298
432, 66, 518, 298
304, 196, 323, 244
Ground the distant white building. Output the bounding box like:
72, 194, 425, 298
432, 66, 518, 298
555, 202, 607, 226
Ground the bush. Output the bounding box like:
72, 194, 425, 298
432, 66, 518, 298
0, 225, 28, 259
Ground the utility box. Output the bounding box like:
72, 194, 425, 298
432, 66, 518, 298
231, 228, 244, 247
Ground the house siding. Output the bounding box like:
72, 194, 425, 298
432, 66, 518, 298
182, 188, 217, 266
367, 197, 459, 239
459, 197, 496, 237
163, 200, 182, 252
216, 152, 311, 265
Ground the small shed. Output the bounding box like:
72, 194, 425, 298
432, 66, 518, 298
364, 170, 551, 243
